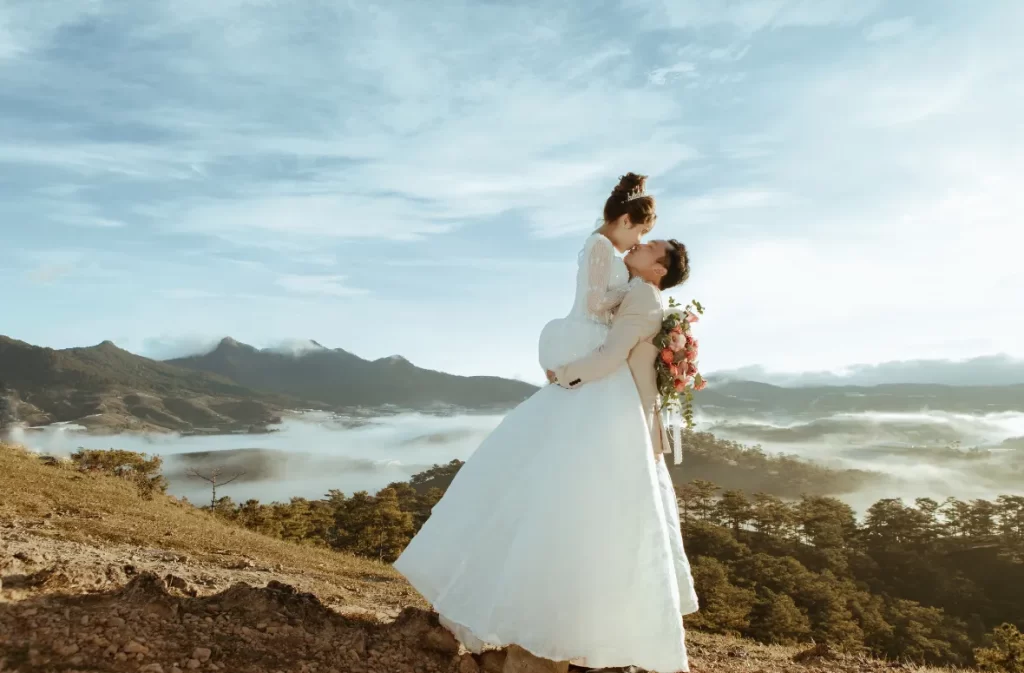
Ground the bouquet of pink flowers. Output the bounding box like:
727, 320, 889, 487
654, 297, 706, 431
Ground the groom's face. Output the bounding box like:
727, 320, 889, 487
627, 240, 669, 273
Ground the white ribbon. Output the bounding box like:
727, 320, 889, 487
672, 407, 683, 465
661, 406, 683, 465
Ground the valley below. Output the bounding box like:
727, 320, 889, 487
8, 406, 1024, 515
3, 332, 1023, 513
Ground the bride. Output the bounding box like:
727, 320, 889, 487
394, 173, 699, 673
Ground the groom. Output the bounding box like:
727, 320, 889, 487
548, 239, 690, 461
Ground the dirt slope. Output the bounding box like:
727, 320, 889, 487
0, 444, 965, 673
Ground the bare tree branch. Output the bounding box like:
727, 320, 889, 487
186, 466, 246, 509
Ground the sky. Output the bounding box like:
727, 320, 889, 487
2, 0, 1022, 384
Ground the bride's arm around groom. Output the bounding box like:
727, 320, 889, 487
549, 277, 669, 458
547, 238, 690, 459
551, 279, 662, 390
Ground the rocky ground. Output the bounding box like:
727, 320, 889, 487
0, 443, 967, 673
1, 525, 472, 673
0, 526, 960, 673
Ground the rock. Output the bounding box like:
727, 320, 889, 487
793, 642, 837, 664
139, 664, 164, 673
186, 659, 201, 670
192, 647, 212, 662
109, 616, 127, 627
479, 650, 507, 673
422, 626, 460, 656
501, 646, 568, 673
460, 653, 480, 673
124, 640, 149, 654
164, 574, 196, 596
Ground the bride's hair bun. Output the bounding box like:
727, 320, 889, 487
604, 172, 656, 228
611, 172, 647, 200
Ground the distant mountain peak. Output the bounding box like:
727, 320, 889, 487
377, 354, 411, 365
81, 339, 127, 354
266, 339, 329, 356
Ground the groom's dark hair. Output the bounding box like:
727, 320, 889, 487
659, 240, 689, 290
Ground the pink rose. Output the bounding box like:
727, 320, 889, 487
685, 361, 698, 376
669, 332, 686, 351
673, 377, 686, 392
686, 311, 699, 323
695, 378, 708, 391
684, 347, 698, 362
671, 325, 683, 335
660, 348, 674, 365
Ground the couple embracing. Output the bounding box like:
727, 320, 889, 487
396, 173, 700, 673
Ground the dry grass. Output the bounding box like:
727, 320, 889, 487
0, 442, 974, 672
682, 631, 969, 673
0, 442, 418, 612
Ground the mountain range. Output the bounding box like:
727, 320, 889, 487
167, 337, 536, 410
0, 335, 534, 434
693, 379, 1024, 418
711, 354, 1024, 387
2, 333, 1022, 435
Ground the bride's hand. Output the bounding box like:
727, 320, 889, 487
545, 370, 557, 384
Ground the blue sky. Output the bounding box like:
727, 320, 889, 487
2, 0, 1022, 383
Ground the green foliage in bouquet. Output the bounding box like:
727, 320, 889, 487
654, 297, 705, 428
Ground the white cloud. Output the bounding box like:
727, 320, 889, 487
648, 61, 697, 85
275, 274, 369, 298
26, 263, 75, 285
0, 3, 104, 61
634, 0, 883, 34
265, 339, 327, 356
139, 335, 222, 360
0, 141, 205, 180
865, 17, 916, 41
2, 1, 704, 246
3, 0, 1023, 378
160, 289, 220, 300
16, 249, 130, 285
175, 195, 455, 244
679, 169, 1024, 371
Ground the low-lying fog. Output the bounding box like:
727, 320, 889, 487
8, 408, 1023, 512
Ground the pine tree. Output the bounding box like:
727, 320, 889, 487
334, 489, 414, 562
750, 493, 796, 540
686, 557, 755, 635
975, 623, 1024, 673
716, 490, 753, 534
747, 589, 811, 645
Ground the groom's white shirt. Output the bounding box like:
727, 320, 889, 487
554, 277, 669, 457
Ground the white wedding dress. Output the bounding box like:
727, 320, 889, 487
394, 233, 698, 673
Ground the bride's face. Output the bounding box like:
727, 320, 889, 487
609, 215, 653, 253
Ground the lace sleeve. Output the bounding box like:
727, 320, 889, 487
585, 236, 628, 315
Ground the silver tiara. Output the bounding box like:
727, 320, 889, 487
623, 186, 647, 202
